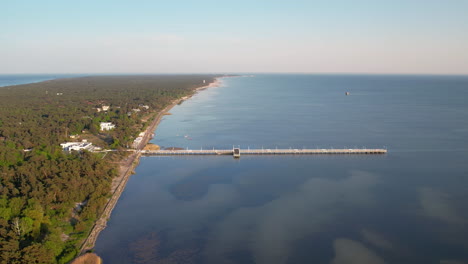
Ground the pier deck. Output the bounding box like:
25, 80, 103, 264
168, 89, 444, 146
142, 148, 387, 156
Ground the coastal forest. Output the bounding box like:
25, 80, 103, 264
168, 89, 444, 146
0, 75, 216, 263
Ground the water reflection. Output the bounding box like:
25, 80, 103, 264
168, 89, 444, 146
331, 238, 385, 264
204, 171, 378, 264
361, 229, 393, 250
96, 153, 468, 264
419, 187, 465, 225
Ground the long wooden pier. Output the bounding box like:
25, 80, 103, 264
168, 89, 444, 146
142, 148, 387, 157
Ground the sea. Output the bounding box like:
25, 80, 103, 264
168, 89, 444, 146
3, 74, 468, 263
0, 74, 82, 87
93, 74, 468, 264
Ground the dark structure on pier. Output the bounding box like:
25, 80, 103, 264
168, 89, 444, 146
233, 148, 240, 158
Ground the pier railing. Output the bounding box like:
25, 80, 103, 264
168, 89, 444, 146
142, 148, 387, 156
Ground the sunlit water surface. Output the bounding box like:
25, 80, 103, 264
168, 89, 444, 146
95, 74, 468, 264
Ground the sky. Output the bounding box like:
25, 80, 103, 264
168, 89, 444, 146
1, 0, 468, 74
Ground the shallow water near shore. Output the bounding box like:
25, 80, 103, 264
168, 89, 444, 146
95, 74, 468, 264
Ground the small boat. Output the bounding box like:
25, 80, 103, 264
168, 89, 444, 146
345, 92, 350, 96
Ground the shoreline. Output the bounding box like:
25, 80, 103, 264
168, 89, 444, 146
78, 77, 224, 255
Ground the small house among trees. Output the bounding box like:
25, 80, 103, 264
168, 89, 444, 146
60, 140, 93, 151
100, 122, 115, 131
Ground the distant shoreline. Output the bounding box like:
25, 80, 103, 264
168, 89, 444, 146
0, 74, 85, 87
4, 73, 468, 88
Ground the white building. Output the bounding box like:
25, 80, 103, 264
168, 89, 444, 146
100, 122, 115, 131
132, 136, 143, 149
60, 141, 93, 151
102, 105, 110, 111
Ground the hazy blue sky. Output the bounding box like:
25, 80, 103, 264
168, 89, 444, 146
1, 0, 468, 74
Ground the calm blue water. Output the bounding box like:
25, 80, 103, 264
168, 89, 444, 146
95, 74, 468, 264
0, 74, 82, 87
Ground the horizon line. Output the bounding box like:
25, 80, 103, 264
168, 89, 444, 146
1, 72, 468, 77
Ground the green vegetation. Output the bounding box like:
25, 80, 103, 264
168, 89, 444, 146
0, 75, 217, 263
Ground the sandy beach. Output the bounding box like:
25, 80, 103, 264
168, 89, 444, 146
78, 77, 223, 255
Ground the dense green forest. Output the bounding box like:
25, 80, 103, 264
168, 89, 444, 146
0, 75, 217, 263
